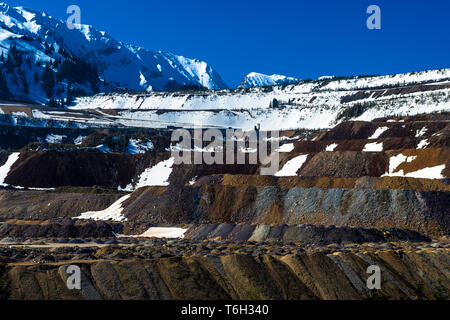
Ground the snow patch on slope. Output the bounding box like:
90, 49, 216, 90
415, 127, 428, 138
274, 155, 308, 177
381, 154, 445, 179
401, 166, 445, 179
368, 127, 389, 140
363, 142, 383, 152
325, 143, 338, 151
127, 138, 154, 154
131, 227, 188, 239
0, 152, 20, 186
75, 195, 130, 222
133, 157, 175, 189
74, 136, 86, 145
417, 139, 429, 149
276, 143, 295, 153
46, 134, 66, 144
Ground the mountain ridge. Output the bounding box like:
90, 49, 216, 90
0, 2, 228, 104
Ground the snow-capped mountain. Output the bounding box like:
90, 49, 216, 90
0, 3, 227, 104
239, 72, 299, 88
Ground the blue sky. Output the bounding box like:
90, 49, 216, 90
6, 0, 450, 87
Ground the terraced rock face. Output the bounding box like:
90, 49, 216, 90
1, 113, 449, 189
4, 147, 447, 188
0, 220, 122, 239
0, 190, 123, 221
2, 114, 445, 236
0, 112, 449, 301
202, 174, 450, 191
185, 224, 431, 244
4, 151, 152, 189
4, 248, 450, 300
1, 150, 260, 189
119, 184, 449, 237
62, 113, 443, 239
296, 151, 388, 178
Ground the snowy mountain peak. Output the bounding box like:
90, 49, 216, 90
0, 2, 228, 104
240, 72, 299, 88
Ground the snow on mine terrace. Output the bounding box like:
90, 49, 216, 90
64, 74, 450, 131
0, 152, 20, 186
70, 68, 450, 111
368, 127, 389, 140
382, 153, 445, 179
75, 193, 188, 239
3, 65, 450, 131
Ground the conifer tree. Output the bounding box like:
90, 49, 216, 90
21, 73, 29, 94
42, 63, 55, 98
34, 70, 39, 83
0, 72, 10, 99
